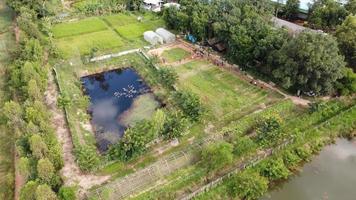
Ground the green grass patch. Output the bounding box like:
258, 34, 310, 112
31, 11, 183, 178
102, 13, 138, 27
174, 60, 280, 122
52, 17, 108, 38
115, 20, 165, 40
161, 48, 191, 63
56, 30, 125, 58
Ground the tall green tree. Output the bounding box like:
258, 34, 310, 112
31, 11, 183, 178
308, 0, 348, 30
283, 0, 300, 20
335, 15, 356, 71
272, 31, 345, 94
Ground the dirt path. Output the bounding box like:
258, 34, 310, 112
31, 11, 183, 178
45, 72, 110, 197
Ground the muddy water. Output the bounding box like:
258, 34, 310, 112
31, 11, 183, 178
262, 139, 356, 200
81, 68, 157, 151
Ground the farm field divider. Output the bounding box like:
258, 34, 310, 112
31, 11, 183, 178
89, 134, 224, 200
179, 103, 356, 200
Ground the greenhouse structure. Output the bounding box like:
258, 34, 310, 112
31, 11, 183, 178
143, 31, 163, 45
156, 28, 176, 44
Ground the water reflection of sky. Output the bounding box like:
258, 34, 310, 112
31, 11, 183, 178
262, 139, 356, 200
81, 68, 151, 152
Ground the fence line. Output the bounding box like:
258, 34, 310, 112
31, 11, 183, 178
179, 139, 293, 200
89, 134, 223, 200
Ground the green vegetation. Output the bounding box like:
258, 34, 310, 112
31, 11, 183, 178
0, 2, 14, 199
161, 47, 191, 63
56, 30, 125, 57
115, 20, 164, 39
52, 18, 108, 38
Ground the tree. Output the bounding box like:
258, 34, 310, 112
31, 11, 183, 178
172, 90, 204, 121
37, 158, 55, 184
160, 111, 187, 140
283, 0, 300, 20
336, 67, 356, 95
227, 170, 268, 200
272, 31, 345, 95
18, 157, 31, 182
36, 184, 58, 200
20, 181, 38, 200
345, 0, 356, 14
259, 158, 291, 181
108, 120, 154, 161
59, 186, 77, 200
201, 141, 234, 172
75, 145, 99, 172
2, 101, 23, 129
157, 67, 178, 89
335, 15, 356, 71
308, 0, 348, 30
29, 134, 48, 159
26, 79, 42, 101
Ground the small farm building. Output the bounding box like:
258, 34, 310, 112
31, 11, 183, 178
155, 28, 175, 44
143, 0, 163, 12
144, 31, 163, 45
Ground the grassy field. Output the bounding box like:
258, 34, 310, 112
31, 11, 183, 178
56, 30, 125, 57
161, 48, 191, 63
173, 60, 282, 126
115, 20, 164, 40
53, 17, 108, 38
0, 2, 14, 199
54, 13, 164, 58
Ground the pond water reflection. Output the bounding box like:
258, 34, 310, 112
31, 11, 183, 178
262, 139, 356, 200
81, 68, 159, 152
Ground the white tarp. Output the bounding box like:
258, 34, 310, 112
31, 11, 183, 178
155, 28, 175, 44
144, 31, 163, 45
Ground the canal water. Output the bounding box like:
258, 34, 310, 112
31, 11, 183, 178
262, 139, 356, 200
81, 68, 158, 151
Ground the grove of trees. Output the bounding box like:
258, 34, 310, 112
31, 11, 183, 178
163, 0, 355, 96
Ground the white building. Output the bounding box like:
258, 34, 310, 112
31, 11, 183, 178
143, 0, 164, 12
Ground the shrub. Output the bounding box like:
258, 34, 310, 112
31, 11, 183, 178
108, 120, 154, 161
256, 113, 283, 145
36, 184, 58, 200
59, 186, 77, 200
157, 67, 178, 89
201, 141, 234, 173
227, 170, 268, 200
75, 145, 100, 172
294, 146, 312, 161
233, 136, 257, 157
282, 150, 302, 169
160, 111, 188, 140
172, 90, 204, 121
259, 158, 291, 181
20, 181, 39, 200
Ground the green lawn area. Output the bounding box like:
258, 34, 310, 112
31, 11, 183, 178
52, 17, 108, 38
115, 20, 165, 40
102, 13, 138, 27
174, 60, 282, 124
161, 48, 191, 63
56, 30, 125, 58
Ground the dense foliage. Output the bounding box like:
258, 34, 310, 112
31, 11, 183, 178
227, 170, 268, 200
201, 141, 234, 173
172, 90, 204, 121
162, 0, 351, 95
3, 1, 64, 199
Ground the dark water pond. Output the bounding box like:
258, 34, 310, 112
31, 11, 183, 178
81, 68, 158, 152
261, 139, 356, 200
